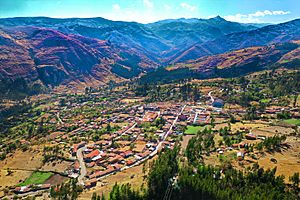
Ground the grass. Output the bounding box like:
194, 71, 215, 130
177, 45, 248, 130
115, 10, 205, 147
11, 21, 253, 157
283, 118, 300, 126
260, 99, 271, 103
18, 171, 53, 186
185, 125, 211, 135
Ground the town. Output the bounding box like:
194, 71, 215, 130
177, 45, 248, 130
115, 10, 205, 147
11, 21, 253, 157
0, 70, 299, 199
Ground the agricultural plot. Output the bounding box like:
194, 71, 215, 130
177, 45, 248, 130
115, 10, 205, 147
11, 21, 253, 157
18, 171, 53, 186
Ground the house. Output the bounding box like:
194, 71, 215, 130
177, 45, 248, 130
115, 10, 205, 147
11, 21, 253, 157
85, 179, 97, 189
87, 162, 96, 168
237, 152, 244, 160
14, 184, 51, 194
126, 159, 136, 166
162, 124, 171, 132
143, 112, 158, 122
84, 150, 101, 162
108, 155, 123, 164
74, 160, 80, 173
121, 150, 133, 158
245, 134, 257, 140
89, 166, 117, 179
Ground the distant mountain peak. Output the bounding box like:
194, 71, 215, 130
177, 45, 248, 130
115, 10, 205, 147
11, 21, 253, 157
209, 15, 226, 22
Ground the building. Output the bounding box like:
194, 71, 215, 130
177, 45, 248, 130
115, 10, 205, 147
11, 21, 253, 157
84, 150, 101, 162
245, 134, 257, 140
85, 179, 97, 189
142, 112, 158, 122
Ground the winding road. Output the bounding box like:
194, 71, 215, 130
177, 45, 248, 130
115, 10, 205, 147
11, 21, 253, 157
208, 91, 214, 103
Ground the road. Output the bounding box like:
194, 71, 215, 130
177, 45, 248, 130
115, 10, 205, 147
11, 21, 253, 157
208, 91, 214, 103
56, 112, 64, 124
80, 105, 186, 184
77, 147, 87, 185
150, 104, 186, 157
115, 123, 137, 140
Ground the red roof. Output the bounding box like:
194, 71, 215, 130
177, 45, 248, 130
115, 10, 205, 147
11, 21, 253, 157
126, 159, 136, 166
85, 150, 100, 159
74, 160, 80, 170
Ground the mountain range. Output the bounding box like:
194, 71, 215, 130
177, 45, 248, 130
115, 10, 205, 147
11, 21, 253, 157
0, 16, 299, 95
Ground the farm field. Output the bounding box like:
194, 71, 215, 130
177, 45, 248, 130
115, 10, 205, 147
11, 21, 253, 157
18, 171, 53, 186
283, 118, 300, 126
185, 125, 211, 135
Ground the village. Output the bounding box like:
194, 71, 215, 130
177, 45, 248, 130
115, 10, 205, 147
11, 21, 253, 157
0, 80, 299, 199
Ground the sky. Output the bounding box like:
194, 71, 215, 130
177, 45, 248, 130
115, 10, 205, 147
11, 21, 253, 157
0, 0, 299, 24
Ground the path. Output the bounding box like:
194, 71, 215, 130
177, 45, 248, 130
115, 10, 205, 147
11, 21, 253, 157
56, 112, 63, 124
208, 91, 214, 103
115, 123, 137, 140
77, 147, 87, 185
151, 104, 186, 157
91, 104, 187, 182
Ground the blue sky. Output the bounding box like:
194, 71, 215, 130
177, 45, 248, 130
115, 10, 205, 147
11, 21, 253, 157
0, 0, 299, 23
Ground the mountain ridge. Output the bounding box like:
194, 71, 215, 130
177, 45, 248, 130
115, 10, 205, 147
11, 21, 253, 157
0, 17, 299, 98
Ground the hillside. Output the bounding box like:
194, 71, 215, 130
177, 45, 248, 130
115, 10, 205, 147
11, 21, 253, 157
140, 42, 300, 83
0, 17, 299, 98
0, 26, 161, 98
146, 16, 258, 58
172, 19, 300, 63
0, 16, 259, 62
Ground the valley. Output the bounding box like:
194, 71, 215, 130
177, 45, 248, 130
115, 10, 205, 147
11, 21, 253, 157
0, 7, 299, 200
0, 68, 299, 199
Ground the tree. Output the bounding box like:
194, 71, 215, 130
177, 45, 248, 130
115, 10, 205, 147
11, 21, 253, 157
210, 116, 215, 128
148, 147, 179, 200
289, 172, 300, 189
91, 193, 97, 200
106, 123, 112, 132
192, 86, 200, 102
59, 98, 66, 106
293, 94, 298, 107
229, 114, 236, 123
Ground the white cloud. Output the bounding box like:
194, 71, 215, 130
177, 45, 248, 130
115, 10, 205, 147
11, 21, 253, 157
143, 0, 153, 9
272, 10, 290, 15
180, 2, 197, 12
112, 4, 121, 12
224, 10, 291, 23
102, 7, 161, 23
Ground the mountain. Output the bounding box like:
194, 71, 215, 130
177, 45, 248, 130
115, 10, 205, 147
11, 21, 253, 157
0, 26, 159, 87
171, 19, 300, 63
0, 16, 259, 63
0, 17, 170, 62
0, 16, 299, 98
145, 16, 258, 59
140, 41, 300, 83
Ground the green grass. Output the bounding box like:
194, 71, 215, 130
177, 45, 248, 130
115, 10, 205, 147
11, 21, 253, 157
18, 171, 53, 186
283, 118, 300, 126
260, 99, 271, 103
185, 125, 211, 135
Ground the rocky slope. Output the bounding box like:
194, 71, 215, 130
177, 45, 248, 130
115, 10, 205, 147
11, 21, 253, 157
140, 42, 300, 83
0, 17, 299, 95
0, 16, 260, 63
171, 19, 300, 63
0, 26, 158, 86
